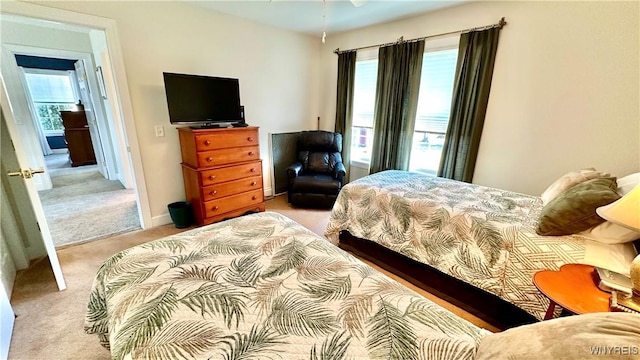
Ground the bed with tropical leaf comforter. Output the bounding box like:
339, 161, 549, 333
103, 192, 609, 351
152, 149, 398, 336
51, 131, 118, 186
85, 211, 489, 360
325, 170, 587, 322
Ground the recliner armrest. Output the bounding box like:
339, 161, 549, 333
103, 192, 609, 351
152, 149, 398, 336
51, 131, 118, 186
334, 162, 346, 183
286, 162, 303, 179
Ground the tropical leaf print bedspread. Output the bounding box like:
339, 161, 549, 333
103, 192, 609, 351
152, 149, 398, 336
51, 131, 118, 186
85, 211, 489, 360
325, 170, 586, 320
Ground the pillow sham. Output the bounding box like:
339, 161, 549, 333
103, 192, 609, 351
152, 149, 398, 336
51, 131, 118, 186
617, 172, 640, 196
578, 221, 640, 244
537, 177, 620, 236
540, 168, 610, 205
475, 313, 640, 360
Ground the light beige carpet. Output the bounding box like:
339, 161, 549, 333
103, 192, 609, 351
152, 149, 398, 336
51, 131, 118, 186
8, 196, 496, 360
39, 154, 140, 248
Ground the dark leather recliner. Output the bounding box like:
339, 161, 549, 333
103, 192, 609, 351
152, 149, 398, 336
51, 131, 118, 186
286, 131, 346, 208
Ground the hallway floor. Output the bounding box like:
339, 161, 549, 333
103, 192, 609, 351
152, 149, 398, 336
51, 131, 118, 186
39, 153, 140, 248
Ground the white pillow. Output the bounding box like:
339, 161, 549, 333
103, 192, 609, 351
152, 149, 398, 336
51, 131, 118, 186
540, 168, 610, 205
579, 221, 640, 244
617, 172, 640, 196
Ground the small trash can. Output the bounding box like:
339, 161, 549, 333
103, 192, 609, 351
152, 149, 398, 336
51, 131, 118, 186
167, 201, 194, 228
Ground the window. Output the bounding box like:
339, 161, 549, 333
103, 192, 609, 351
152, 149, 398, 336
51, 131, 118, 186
350, 50, 378, 165
409, 48, 459, 175
24, 70, 78, 135
349, 46, 458, 174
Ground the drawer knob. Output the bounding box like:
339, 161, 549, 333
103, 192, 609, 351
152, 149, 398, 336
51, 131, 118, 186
210, 190, 217, 196
251, 181, 257, 186
247, 137, 254, 142
252, 195, 257, 200
248, 151, 254, 156
212, 205, 219, 211
206, 157, 213, 162
250, 168, 256, 173
209, 175, 216, 180
204, 140, 211, 146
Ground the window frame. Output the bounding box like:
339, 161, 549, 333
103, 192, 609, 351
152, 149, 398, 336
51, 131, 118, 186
348, 36, 460, 173
350, 48, 378, 169
408, 42, 459, 175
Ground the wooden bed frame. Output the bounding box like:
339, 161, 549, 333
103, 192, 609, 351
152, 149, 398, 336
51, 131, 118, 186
339, 230, 539, 330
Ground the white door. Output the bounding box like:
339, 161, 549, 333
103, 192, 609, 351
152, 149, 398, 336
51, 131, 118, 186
74, 59, 108, 179
1, 79, 66, 292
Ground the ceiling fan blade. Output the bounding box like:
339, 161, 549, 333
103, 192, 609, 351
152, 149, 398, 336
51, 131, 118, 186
350, 0, 368, 7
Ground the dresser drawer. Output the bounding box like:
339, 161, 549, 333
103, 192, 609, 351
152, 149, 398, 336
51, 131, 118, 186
202, 176, 263, 201
204, 189, 264, 218
195, 128, 258, 151
197, 146, 259, 168
200, 161, 262, 186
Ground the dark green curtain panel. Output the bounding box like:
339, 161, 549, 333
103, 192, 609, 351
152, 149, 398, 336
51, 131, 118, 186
369, 40, 425, 174
334, 50, 357, 183
438, 27, 501, 182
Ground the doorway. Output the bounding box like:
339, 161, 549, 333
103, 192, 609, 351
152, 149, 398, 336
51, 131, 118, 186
1, 2, 152, 347
1, 5, 152, 249
9, 51, 142, 247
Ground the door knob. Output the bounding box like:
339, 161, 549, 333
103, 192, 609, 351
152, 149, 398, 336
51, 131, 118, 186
6, 168, 45, 179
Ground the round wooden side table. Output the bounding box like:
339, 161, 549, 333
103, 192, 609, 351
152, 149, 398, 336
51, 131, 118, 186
533, 263, 611, 320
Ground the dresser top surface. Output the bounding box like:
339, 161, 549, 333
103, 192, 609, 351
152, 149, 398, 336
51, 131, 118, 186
177, 126, 259, 134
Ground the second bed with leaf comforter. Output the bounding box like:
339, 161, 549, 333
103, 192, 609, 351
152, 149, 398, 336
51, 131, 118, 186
325, 171, 595, 325
85, 211, 490, 360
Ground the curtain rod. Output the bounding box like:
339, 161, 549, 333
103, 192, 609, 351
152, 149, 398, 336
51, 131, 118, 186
334, 17, 507, 55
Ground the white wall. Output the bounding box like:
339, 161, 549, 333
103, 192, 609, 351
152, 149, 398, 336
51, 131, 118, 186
318, 1, 640, 195
89, 29, 133, 189
31, 1, 321, 222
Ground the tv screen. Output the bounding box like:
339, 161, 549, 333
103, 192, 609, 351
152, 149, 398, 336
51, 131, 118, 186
163, 72, 242, 125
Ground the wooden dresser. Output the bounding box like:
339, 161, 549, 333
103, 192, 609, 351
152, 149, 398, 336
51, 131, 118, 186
178, 126, 265, 226
60, 110, 97, 167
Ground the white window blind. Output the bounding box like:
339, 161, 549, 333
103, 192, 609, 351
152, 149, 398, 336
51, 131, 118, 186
415, 48, 459, 134
24, 71, 77, 132
25, 73, 75, 103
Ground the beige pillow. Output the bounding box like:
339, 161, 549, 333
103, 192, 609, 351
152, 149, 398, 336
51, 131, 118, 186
537, 177, 620, 236
579, 221, 640, 244
541, 168, 610, 205
475, 313, 640, 360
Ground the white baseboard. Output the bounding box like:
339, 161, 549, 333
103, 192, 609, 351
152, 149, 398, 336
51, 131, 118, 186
151, 213, 173, 228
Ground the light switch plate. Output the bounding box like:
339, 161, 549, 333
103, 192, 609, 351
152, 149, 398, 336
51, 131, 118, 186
154, 125, 165, 137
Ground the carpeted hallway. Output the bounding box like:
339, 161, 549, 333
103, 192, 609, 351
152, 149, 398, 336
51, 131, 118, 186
7, 196, 496, 360
39, 154, 140, 248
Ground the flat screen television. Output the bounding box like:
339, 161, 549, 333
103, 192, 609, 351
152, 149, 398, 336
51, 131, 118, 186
163, 72, 245, 127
